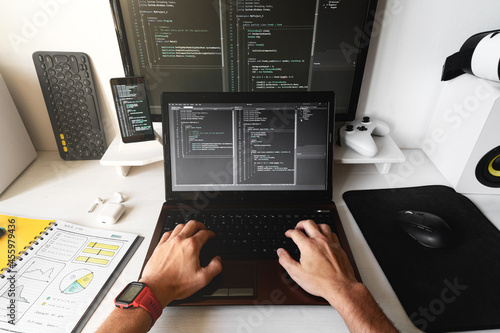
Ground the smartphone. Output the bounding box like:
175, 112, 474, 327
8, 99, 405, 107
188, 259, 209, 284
110, 76, 155, 143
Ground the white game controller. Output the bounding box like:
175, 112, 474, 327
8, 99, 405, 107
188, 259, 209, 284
340, 116, 390, 157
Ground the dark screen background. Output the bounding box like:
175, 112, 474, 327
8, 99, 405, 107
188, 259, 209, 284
113, 0, 375, 121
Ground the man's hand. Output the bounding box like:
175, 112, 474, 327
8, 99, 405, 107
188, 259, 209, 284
277, 220, 398, 333
277, 219, 358, 307
97, 221, 222, 333
139, 220, 222, 307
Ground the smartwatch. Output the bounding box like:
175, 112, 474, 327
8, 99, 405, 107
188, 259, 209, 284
114, 282, 163, 327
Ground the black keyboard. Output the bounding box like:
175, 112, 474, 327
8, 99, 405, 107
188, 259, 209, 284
162, 210, 338, 260
32, 51, 106, 160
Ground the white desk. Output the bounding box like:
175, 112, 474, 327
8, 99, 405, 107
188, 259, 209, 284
0, 150, 499, 333
0, 152, 165, 333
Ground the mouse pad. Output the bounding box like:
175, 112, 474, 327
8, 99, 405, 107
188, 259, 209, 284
343, 185, 500, 333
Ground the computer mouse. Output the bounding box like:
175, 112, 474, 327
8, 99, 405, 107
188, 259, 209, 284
396, 210, 454, 248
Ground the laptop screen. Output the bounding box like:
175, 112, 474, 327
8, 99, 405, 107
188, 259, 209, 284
162, 92, 335, 201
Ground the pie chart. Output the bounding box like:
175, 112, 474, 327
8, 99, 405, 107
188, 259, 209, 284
60, 269, 94, 294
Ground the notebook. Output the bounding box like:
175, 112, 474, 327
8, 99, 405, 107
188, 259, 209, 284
144, 91, 360, 305
0, 218, 142, 332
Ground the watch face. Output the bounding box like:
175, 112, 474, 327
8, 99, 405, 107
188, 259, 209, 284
116, 282, 145, 304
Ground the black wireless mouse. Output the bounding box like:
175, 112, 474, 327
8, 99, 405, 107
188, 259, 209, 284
396, 210, 454, 248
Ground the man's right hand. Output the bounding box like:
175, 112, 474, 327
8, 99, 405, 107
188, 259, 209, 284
277, 219, 359, 307
277, 220, 399, 333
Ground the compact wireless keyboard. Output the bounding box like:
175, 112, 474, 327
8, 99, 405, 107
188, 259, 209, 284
32, 51, 107, 160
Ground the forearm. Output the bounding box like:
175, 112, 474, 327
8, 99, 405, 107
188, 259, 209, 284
327, 282, 398, 333
96, 307, 152, 333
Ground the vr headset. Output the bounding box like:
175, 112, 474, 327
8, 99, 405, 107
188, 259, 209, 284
442, 29, 500, 82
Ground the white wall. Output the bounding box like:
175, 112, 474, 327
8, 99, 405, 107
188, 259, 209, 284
0, 0, 125, 150
0, 0, 499, 150
358, 0, 500, 148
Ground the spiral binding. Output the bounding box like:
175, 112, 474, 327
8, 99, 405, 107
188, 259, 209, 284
0, 222, 57, 278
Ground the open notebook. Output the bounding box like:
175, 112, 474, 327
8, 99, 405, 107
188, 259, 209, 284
0, 217, 142, 332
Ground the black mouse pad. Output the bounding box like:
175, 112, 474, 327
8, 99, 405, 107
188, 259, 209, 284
343, 185, 500, 333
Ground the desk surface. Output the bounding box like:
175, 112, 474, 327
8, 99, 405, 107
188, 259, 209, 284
0, 150, 498, 333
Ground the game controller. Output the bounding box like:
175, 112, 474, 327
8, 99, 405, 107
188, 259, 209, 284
339, 116, 390, 157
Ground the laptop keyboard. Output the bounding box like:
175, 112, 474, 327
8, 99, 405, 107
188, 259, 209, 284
162, 210, 338, 260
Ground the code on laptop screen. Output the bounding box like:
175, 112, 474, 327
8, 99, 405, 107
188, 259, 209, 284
168, 101, 330, 191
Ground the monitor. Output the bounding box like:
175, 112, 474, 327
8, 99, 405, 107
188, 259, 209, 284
109, 0, 378, 122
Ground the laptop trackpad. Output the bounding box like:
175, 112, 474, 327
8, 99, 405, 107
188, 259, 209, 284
202, 261, 256, 298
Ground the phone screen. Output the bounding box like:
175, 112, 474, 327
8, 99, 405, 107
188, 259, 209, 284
110, 77, 155, 143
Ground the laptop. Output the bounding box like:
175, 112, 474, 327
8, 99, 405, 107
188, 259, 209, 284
144, 91, 360, 305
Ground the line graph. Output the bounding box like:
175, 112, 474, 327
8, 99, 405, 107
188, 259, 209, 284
23, 262, 56, 282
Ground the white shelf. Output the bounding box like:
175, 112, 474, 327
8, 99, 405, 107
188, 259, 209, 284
334, 135, 406, 174
100, 135, 163, 176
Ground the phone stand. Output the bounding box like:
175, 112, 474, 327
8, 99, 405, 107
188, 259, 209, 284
118, 138, 162, 152
100, 125, 163, 176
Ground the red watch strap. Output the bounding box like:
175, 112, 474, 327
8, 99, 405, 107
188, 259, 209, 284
134, 285, 163, 327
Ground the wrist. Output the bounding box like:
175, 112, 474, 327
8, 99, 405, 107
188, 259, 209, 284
114, 281, 163, 328
138, 277, 174, 308
325, 281, 367, 314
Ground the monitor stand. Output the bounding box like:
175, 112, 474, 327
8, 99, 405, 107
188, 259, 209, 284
334, 135, 406, 174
